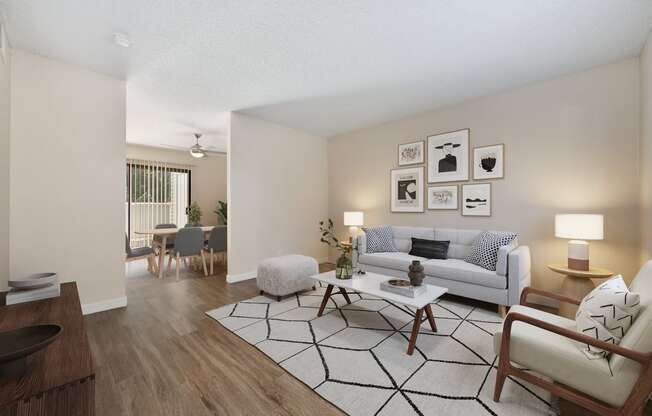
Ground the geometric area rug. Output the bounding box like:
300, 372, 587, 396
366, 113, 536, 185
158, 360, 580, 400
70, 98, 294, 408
206, 283, 558, 416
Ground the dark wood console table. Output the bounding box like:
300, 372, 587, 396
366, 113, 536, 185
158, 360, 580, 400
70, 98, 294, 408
0, 282, 95, 415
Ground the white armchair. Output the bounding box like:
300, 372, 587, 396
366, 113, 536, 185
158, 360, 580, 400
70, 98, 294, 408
493, 261, 652, 416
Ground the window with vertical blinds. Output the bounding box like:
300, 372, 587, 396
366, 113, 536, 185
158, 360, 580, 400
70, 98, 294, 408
126, 159, 192, 248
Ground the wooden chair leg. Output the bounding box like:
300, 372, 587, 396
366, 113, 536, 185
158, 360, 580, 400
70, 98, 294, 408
167, 254, 173, 272
200, 251, 208, 277
493, 368, 507, 402
176, 254, 180, 280
210, 249, 214, 275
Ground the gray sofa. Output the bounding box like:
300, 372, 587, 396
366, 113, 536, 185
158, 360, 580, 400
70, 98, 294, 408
355, 226, 531, 309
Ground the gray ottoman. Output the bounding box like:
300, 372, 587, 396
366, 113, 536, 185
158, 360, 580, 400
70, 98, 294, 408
257, 255, 318, 301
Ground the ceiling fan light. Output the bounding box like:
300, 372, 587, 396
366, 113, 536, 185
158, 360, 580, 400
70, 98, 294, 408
190, 148, 205, 158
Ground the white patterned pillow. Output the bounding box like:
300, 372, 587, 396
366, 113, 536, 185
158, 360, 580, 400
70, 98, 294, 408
464, 231, 517, 271
576, 275, 641, 359
362, 226, 397, 253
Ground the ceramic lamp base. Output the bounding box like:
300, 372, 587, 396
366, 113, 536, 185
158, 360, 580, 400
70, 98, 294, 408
568, 240, 589, 271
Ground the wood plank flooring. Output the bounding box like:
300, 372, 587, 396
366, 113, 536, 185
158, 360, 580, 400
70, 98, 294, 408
85, 262, 343, 416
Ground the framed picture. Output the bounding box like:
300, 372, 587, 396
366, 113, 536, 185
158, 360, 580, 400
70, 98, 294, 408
427, 185, 458, 210
473, 144, 504, 180
427, 129, 469, 183
462, 183, 491, 216
398, 140, 425, 166
390, 167, 424, 212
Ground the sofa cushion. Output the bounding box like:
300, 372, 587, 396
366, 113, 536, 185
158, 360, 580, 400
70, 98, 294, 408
576, 275, 641, 359
421, 258, 506, 289
408, 238, 449, 259
362, 226, 397, 253
496, 237, 519, 276
465, 231, 517, 271
434, 228, 482, 259
494, 305, 632, 407
358, 252, 427, 272
391, 226, 434, 252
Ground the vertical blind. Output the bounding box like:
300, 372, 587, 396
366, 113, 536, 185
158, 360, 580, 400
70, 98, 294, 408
126, 159, 192, 248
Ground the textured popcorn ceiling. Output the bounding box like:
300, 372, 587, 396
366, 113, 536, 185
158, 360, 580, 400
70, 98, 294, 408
2, 0, 652, 149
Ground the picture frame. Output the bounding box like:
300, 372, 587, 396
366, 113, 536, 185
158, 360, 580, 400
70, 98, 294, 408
462, 183, 491, 216
398, 140, 425, 166
427, 185, 458, 210
427, 129, 469, 183
390, 167, 424, 213
473, 144, 504, 180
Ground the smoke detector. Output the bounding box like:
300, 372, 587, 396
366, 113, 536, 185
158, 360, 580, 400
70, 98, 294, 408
113, 32, 132, 48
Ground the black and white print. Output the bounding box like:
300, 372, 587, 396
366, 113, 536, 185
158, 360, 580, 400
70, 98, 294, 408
398, 141, 425, 166
206, 287, 558, 416
427, 185, 458, 210
391, 167, 424, 212
473, 144, 504, 180
427, 129, 469, 183
462, 183, 491, 216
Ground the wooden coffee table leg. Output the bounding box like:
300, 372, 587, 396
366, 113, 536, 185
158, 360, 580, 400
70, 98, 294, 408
407, 308, 424, 355
425, 304, 437, 332
339, 287, 352, 304
317, 284, 334, 317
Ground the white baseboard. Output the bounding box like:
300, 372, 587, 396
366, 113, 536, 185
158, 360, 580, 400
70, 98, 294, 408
82, 296, 128, 315
227, 270, 257, 283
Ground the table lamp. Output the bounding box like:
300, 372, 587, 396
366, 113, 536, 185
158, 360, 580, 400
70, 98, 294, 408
554, 214, 604, 271
343, 211, 364, 243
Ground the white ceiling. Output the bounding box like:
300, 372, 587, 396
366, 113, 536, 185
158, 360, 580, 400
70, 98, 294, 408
2, 0, 652, 148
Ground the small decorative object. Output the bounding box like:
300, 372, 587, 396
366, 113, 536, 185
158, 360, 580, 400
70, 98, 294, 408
6, 273, 60, 305
462, 183, 491, 216
555, 214, 604, 271
473, 144, 504, 180
427, 185, 458, 210
186, 201, 202, 225
319, 219, 353, 279
390, 167, 424, 212
0, 324, 62, 378
9, 272, 57, 290
398, 140, 425, 166
380, 279, 427, 298
427, 129, 469, 183
408, 260, 425, 286
214, 200, 227, 225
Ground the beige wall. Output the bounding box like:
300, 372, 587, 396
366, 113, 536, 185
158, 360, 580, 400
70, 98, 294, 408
228, 113, 328, 280
9, 50, 126, 306
126, 144, 227, 226
0, 46, 10, 290
640, 31, 652, 264
329, 58, 641, 292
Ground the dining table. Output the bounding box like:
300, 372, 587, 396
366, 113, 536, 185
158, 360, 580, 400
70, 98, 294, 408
134, 226, 216, 278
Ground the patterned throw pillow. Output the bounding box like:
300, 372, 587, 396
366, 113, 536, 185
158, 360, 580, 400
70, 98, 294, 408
464, 231, 517, 271
576, 276, 641, 359
362, 226, 397, 253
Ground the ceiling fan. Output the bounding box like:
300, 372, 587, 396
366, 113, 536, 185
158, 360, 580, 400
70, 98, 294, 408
159, 133, 226, 158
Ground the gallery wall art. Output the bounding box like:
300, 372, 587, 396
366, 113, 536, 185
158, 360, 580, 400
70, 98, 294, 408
398, 140, 425, 166
427, 185, 458, 210
462, 183, 491, 216
473, 144, 504, 180
427, 129, 469, 183
390, 167, 424, 212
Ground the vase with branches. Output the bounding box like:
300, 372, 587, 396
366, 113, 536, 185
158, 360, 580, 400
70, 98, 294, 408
319, 219, 353, 279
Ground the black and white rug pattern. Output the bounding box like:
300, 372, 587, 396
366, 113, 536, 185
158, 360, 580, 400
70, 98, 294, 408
206, 284, 558, 416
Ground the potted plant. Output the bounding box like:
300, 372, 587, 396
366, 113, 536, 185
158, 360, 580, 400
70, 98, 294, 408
319, 219, 353, 279
186, 201, 202, 226
214, 201, 227, 225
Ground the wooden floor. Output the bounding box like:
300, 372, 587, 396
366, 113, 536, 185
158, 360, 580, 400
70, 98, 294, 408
85, 261, 343, 416
85, 262, 651, 416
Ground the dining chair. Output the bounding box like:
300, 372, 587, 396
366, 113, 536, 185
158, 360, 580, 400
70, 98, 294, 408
125, 234, 158, 275
185, 223, 203, 227
204, 226, 227, 275
152, 223, 176, 254
168, 227, 208, 279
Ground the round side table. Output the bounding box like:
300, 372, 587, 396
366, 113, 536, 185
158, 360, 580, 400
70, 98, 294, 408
547, 263, 614, 319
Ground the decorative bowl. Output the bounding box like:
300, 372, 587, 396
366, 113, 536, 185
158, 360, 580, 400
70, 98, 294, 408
8, 272, 58, 290
0, 324, 62, 378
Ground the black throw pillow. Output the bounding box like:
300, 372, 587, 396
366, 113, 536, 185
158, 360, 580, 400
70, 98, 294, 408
409, 238, 450, 259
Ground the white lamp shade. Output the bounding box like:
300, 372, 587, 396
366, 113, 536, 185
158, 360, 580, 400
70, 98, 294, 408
555, 214, 604, 240
343, 211, 364, 226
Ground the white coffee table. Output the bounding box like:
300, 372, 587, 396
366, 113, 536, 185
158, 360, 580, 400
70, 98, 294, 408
310, 270, 448, 355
